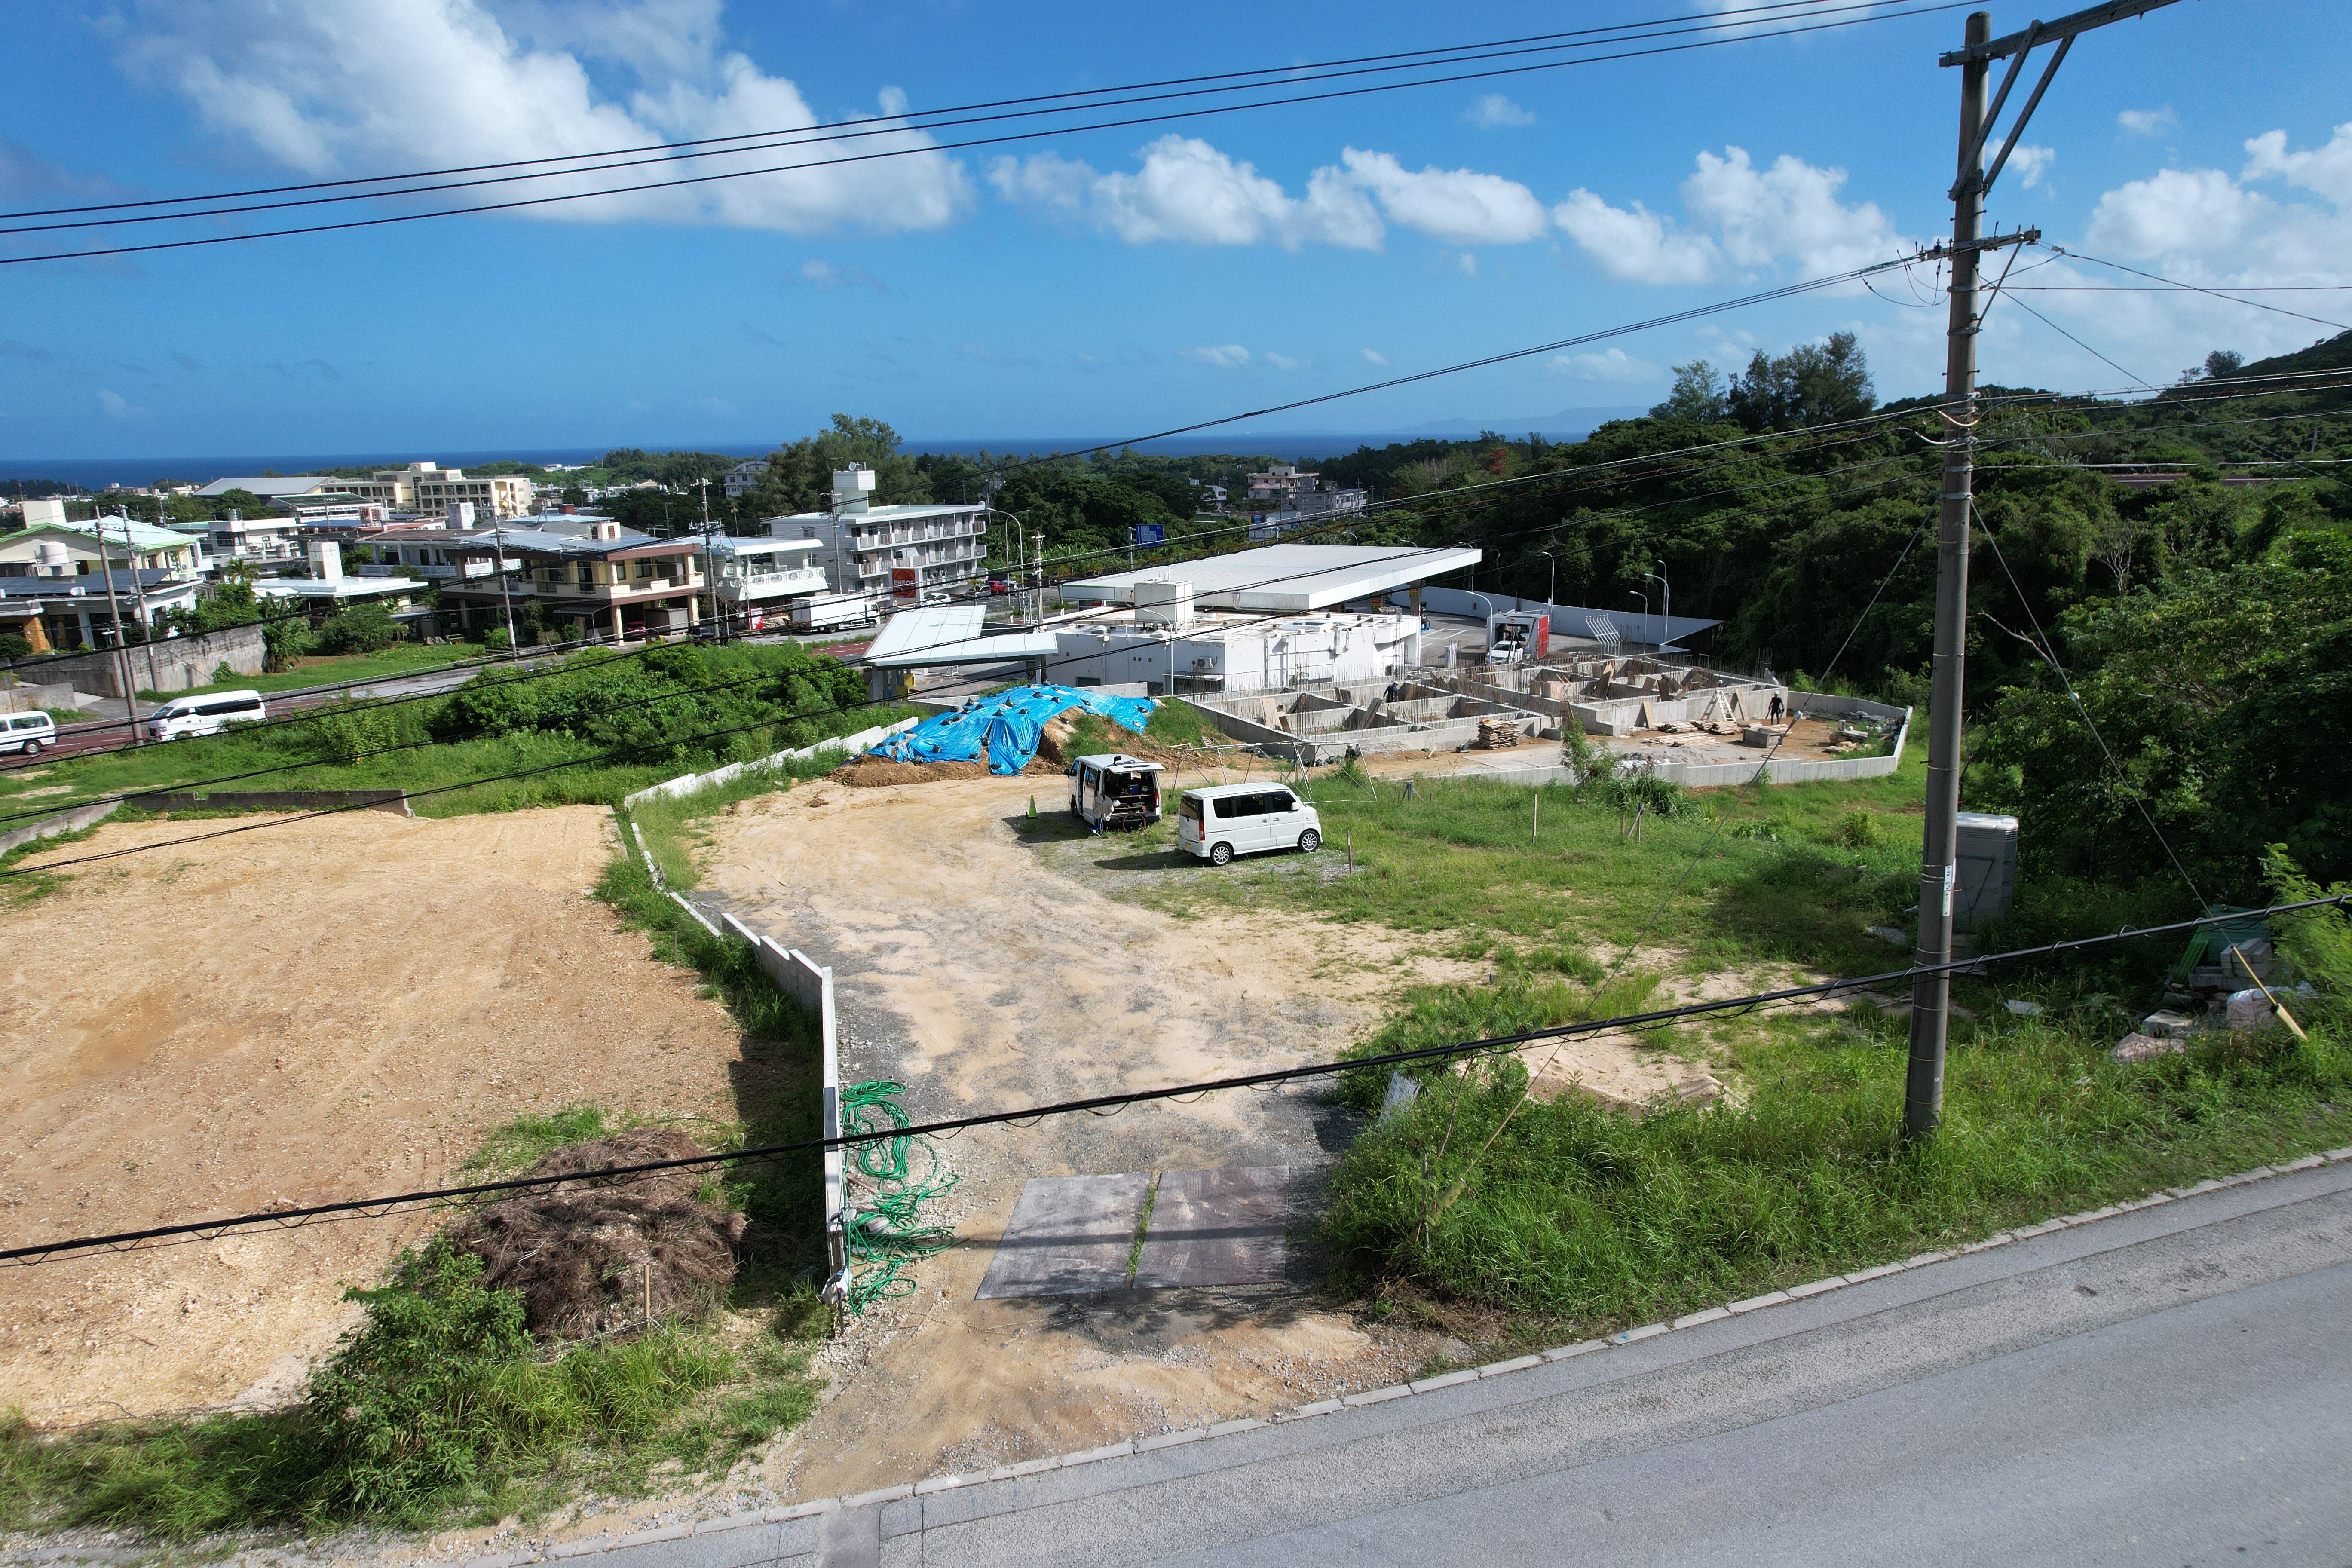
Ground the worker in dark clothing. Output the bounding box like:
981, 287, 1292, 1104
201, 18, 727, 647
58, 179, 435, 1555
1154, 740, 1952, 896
1768, 693, 1785, 724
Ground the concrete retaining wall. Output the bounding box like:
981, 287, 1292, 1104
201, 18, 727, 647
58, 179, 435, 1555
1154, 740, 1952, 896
0, 798, 121, 858
9, 623, 269, 698
125, 788, 412, 816
720, 911, 847, 1297
622, 716, 921, 809
1181, 682, 1542, 766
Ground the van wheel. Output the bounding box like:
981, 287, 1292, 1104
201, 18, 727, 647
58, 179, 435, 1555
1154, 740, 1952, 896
19, 739, 40, 756
1209, 841, 1234, 866
1297, 829, 1321, 854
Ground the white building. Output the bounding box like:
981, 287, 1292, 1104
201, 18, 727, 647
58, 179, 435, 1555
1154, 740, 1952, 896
707, 535, 828, 629
763, 466, 988, 605
723, 458, 769, 499
208, 510, 306, 564
199, 463, 531, 519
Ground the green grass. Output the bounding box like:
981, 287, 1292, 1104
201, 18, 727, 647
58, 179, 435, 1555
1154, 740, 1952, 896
138, 642, 469, 701
1325, 985, 2352, 1342
1125, 750, 1934, 979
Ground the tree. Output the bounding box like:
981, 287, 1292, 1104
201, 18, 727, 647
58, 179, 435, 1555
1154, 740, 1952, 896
1650, 360, 1730, 423
2204, 349, 2245, 381
1726, 332, 1876, 433
741, 414, 931, 518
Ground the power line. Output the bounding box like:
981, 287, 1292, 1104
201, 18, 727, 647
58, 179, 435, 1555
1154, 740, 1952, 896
0, 1, 1946, 239
7, 891, 2339, 1268
0, 0, 1916, 224
2046, 246, 2352, 334
0, 3, 1972, 268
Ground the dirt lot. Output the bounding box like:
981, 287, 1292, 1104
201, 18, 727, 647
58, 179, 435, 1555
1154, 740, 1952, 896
0, 807, 750, 1425
695, 774, 1724, 1501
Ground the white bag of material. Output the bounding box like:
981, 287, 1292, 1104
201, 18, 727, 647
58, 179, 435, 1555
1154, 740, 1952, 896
2226, 988, 2276, 1031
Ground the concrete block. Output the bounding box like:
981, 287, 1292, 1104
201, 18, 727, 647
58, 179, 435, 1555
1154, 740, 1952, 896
1898, 1249, 1955, 1269
2171, 1179, 2226, 1198
691, 1514, 764, 1535
989, 1456, 1061, 1480
1783, 1277, 1845, 1300
1280, 1399, 1344, 1420
1135, 1427, 1207, 1453
765, 1501, 836, 1522
1958, 1232, 2016, 1253
621, 1522, 693, 1545
843, 1484, 914, 1509
2279, 1155, 2326, 1173
1842, 1263, 1905, 1285
1342, 1384, 1412, 1407
1672, 1307, 1731, 1329
1542, 1340, 1605, 1362
1207, 1417, 1269, 1436
1476, 1354, 1546, 1378
1727, 1291, 1790, 1314
1061, 1441, 1136, 1467
551, 1539, 614, 1558
913, 1473, 983, 1496
2111, 1032, 2187, 1063
1408, 1369, 1480, 1394
2064, 1206, 2122, 1226
2223, 1165, 2276, 1185
2010, 1219, 2068, 1240
1609, 1322, 1669, 1344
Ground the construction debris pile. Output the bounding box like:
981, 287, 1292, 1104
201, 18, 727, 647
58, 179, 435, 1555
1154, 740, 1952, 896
867, 683, 1158, 774
454, 1129, 745, 1339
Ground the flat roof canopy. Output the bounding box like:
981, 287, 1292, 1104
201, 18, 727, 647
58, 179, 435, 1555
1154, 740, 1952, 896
1063, 543, 1481, 612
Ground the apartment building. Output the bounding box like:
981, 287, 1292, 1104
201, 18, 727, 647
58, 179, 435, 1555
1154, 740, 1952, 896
763, 466, 988, 604
194, 462, 532, 519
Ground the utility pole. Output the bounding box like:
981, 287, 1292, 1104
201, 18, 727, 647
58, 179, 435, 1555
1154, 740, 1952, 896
698, 478, 722, 643
1905, 0, 2183, 1143
492, 521, 519, 653
93, 513, 144, 745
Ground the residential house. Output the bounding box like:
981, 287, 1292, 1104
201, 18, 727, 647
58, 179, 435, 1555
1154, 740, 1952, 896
367, 516, 707, 641
0, 516, 209, 651
723, 458, 769, 499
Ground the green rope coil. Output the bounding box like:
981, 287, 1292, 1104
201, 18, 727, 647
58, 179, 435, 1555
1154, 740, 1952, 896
839, 1080, 959, 1314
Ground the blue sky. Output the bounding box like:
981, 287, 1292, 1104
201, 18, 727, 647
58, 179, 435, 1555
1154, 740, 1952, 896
3, 0, 2347, 462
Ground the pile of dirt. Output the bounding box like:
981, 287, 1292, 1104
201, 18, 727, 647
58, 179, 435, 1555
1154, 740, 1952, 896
1036, 714, 1181, 768
828, 757, 996, 787
454, 1129, 745, 1339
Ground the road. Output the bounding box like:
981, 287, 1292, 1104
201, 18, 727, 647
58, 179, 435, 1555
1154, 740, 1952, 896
538, 1155, 2352, 1568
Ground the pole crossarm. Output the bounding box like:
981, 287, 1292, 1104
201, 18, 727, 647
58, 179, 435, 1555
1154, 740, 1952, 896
1939, 0, 2187, 66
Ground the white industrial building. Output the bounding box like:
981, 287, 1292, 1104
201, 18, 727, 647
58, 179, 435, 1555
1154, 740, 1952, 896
762, 465, 989, 603
861, 543, 1481, 698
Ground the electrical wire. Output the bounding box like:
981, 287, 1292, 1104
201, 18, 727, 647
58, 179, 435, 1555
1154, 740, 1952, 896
0, 2, 1970, 267
0, 2, 1950, 238
0, 0, 1926, 224
2046, 247, 2352, 334
7, 892, 2339, 1268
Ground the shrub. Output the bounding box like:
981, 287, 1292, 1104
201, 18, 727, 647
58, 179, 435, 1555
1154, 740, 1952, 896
315, 606, 400, 656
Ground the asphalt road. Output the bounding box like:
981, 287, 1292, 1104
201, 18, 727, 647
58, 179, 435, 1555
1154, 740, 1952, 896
553, 1157, 2352, 1568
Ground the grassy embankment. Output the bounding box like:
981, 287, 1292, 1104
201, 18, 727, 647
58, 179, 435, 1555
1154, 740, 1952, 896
1090, 747, 2352, 1350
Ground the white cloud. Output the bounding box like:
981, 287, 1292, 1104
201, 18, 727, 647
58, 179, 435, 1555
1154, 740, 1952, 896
2008, 144, 2055, 190
2244, 121, 2352, 206
110, 0, 969, 234
989, 136, 1380, 250
2085, 167, 2268, 257
956, 342, 1038, 368
1263, 352, 1307, 371
1551, 190, 1717, 283
95, 389, 137, 419
1456, 252, 1478, 277
1359, 347, 1388, 365
1336, 149, 1549, 245
1464, 93, 1534, 130
1550, 348, 1651, 383
1682, 146, 1906, 276
989, 137, 1547, 251
2117, 106, 2178, 136
1180, 344, 1251, 369
1555, 147, 1906, 285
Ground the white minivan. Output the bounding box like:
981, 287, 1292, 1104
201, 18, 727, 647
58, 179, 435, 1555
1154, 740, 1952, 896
1176, 783, 1322, 866
143, 689, 268, 742
3, 710, 57, 756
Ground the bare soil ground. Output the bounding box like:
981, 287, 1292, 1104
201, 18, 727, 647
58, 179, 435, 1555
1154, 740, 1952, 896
694, 775, 1728, 1501
0, 807, 750, 1426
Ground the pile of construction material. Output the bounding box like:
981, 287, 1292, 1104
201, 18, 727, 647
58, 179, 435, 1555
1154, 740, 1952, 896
1470, 717, 1522, 749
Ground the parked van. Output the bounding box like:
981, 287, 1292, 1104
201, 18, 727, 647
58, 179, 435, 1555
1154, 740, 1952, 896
1068, 753, 1163, 832
3, 710, 57, 756
1176, 782, 1321, 866
143, 689, 268, 742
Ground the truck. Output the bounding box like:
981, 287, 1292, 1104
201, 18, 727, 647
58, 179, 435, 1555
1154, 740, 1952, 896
1485, 610, 1550, 666
790, 591, 880, 632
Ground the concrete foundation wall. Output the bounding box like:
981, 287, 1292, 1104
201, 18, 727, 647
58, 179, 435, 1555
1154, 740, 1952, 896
11, 623, 269, 698
622, 716, 922, 808
0, 799, 122, 857
1182, 682, 1541, 764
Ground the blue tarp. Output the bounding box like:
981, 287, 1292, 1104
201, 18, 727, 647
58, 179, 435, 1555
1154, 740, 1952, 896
867, 684, 1158, 774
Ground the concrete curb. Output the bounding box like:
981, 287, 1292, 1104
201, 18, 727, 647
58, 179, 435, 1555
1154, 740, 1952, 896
461, 1143, 2352, 1568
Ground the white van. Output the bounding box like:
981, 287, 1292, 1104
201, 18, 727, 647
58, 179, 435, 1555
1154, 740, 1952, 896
143, 689, 268, 742
3, 710, 57, 756
1176, 783, 1322, 866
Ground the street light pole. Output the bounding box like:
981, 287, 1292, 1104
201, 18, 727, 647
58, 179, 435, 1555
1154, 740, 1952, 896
1540, 549, 1557, 610
1642, 567, 1670, 653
